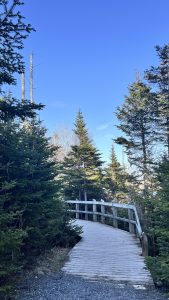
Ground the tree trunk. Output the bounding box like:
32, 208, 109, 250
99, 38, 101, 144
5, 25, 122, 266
166, 117, 169, 158
141, 117, 148, 191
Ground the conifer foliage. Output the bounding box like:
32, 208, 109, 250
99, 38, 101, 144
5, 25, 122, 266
0, 1, 79, 297
0, 104, 79, 296
115, 80, 156, 188
103, 144, 128, 200
145, 45, 169, 156
146, 157, 169, 286
115, 45, 169, 287
0, 0, 34, 89
62, 111, 104, 200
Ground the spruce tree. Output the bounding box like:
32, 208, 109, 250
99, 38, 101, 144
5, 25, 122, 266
146, 157, 169, 286
115, 80, 156, 189
62, 111, 104, 200
0, 0, 34, 89
103, 144, 128, 200
0, 119, 27, 294
110, 144, 122, 183
145, 44, 169, 156
0, 112, 80, 296
0, 2, 80, 297
12, 118, 74, 252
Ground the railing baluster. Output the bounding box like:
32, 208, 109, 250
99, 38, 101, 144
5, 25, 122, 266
93, 199, 97, 221
85, 204, 88, 220
101, 199, 105, 223
112, 206, 118, 228
128, 208, 135, 234
76, 203, 79, 219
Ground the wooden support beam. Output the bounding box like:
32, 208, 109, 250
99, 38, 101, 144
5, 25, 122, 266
128, 209, 135, 234
93, 199, 97, 221
76, 203, 79, 219
85, 204, 88, 220
101, 200, 105, 223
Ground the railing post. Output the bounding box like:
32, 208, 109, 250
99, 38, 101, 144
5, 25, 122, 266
128, 208, 135, 234
76, 201, 79, 219
85, 203, 88, 220
141, 233, 148, 256
93, 199, 97, 221
101, 199, 105, 223
112, 205, 118, 228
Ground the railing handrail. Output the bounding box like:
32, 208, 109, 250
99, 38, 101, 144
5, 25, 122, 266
66, 199, 135, 209
66, 199, 144, 243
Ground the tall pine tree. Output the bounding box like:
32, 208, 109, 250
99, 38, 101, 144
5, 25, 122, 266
115, 80, 156, 190
62, 111, 104, 200
0, 0, 34, 89
103, 144, 128, 201
146, 157, 169, 287
145, 44, 169, 156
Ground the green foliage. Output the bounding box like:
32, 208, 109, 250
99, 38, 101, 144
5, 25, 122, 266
145, 44, 169, 156
142, 158, 169, 287
115, 80, 157, 197
0, 103, 80, 298
114, 45, 169, 288
103, 144, 128, 201
147, 256, 169, 286
0, 0, 34, 89
61, 111, 104, 200
0, 96, 44, 121
0, 2, 80, 298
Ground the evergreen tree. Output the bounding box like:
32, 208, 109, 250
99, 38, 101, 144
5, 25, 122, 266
62, 111, 104, 200
0, 95, 44, 121
12, 119, 75, 252
0, 0, 34, 89
145, 44, 169, 156
0, 118, 27, 295
0, 112, 80, 296
109, 144, 123, 184
0, 2, 80, 297
103, 144, 128, 201
146, 157, 169, 287
115, 80, 156, 189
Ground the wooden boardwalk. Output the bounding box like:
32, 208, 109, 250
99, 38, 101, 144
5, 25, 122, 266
62, 220, 153, 285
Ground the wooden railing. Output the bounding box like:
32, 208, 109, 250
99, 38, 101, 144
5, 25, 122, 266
66, 199, 148, 256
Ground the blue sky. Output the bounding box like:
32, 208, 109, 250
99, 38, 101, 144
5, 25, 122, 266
9, 0, 169, 163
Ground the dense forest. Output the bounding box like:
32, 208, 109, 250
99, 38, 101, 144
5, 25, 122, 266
0, 0, 169, 298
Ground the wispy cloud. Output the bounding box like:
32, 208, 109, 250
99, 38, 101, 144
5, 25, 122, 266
96, 121, 113, 131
